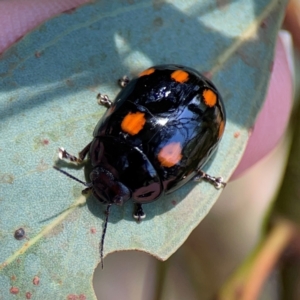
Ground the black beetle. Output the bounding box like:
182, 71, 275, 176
54, 64, 226, 266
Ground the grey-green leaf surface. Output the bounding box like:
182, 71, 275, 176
0, 0, 287, 298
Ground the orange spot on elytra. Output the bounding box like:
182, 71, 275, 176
121, 112, 146, 135
139, 68, 155, 77
171, 70, 189, 83
203, 89, 217, 107
158, 142, 182, 167
218, 120, 225, 138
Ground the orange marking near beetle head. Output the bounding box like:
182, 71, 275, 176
202, 89, 217, 107
171, 70, 189, 83
158, 142, 183, 167
121, 112, 146, 135
139, 68, 155, 77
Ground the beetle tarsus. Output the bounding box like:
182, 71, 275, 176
58, 147, 82, 163
58, 143, 91, 163
97, 93, 112, 108
133, 203, 146, 222
82, 187, 92, 195
118, 75, 130, 88
194, 170, 226, 189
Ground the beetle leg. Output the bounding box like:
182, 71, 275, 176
133, 203, 146, 222
78, 142, 92, 160
194, 170, 226, 189
97, 93, 112, 108
58, 142, 91, 163
118, 75, 130, 88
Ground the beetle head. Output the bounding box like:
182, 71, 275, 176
90, 167, 131, 206
53, 165, 131, 268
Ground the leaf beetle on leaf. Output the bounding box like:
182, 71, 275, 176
54, 64, 226, 267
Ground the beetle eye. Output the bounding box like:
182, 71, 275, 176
113, 195, 124, 206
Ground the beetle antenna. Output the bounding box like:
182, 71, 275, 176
53, 166, 91, 187
100, 204, 112, 269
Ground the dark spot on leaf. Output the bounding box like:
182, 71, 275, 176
171, 200, 177, 206
234, 132, 240, 138
153, 17, 163, 28
11, 275, 16, 281
10, 286, 19, 294
43, 139, 49, 145
26, 292, 32, 299
35, 51, 42, 58
33, 276, 40, 285
79, 294, 86, 300
0, 173, 14, 184
66, 79, 74, 87
14, 228, 25, 240
90, 227, 96, 234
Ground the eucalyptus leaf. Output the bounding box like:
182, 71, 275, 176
0, 0, 287, 298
